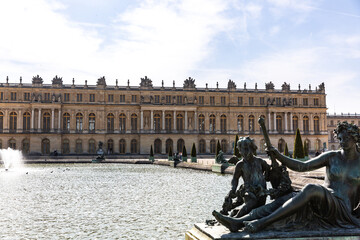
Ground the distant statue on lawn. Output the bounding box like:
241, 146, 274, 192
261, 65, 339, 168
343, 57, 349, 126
213, 121, 360, 232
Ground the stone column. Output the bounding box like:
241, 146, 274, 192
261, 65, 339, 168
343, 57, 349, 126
185, 111, 188, 130
310, 113, 314, 133
58, 109, 61, 132
268, 112, 271, 132
290, 113, 293, 132
140, 110, 144, 130
284, 112, 288, 132
4, 109, 8, 132
38, 108, 41, 132
173, 110, 176, 131
162, 110, 165, 130
194, 111, 197, 132
18, 109, 22, 132
273, 112, 276, 132
51, 108, 55, 132
299, 113, 303, 133
31, 108, 35, 131
150, 110, 153, 130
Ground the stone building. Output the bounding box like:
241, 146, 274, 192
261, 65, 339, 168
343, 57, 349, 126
0, 75, 328, 156
327, 113, 360, 151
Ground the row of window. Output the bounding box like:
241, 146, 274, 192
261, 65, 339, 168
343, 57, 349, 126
1, 91, 321, 106
0, 111, 322, 133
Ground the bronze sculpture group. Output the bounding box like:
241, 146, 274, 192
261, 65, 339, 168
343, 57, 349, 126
213, 118, 360, 233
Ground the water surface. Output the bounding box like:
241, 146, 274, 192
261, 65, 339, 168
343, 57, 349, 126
0, 164, 231, 239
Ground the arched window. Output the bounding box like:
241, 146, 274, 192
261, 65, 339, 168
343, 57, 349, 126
166, 139, 173, 154
314, 116, 320, 133
292, 116, 298, 132
260, 139, 266, 153
303, 116, 309, 132
220, 115, 227, 133
131, 139, 138, 153
177, 139, 185, 153
315, 139, 321, 152
165, 114, 172, 132
119, 139, 126, 154
75, 139, 82, 154
209, 114, 216, 133
249, 115, 255, 133
131, 114, 137, 132
210, 139, 216, 154
154, 114, 161, 132
0, 112, 3, 132
278, 139, 285, 153
154, 139, 162, 154
8, 139, 16, 149
276, 115, 282, 133
22, 138, 30, 154
42, 112, 50, 132
176, 114, 183, 131
63, 113, 70, 132
62, 139, 70, 154
221, 139, 227, 153
119, 113, 126, 133
76, 113, 83, 132
41, 138, 50, 155
237, 115, 244, 132
23, 112, 31, 132
199, 139, 206, 154
9, 112, 17, 132
304, 139, 310, 152
89, 113, 95, 133
107, 139, 114, 154
198, 114, 205, 132
88, 139, 96, 154
107, 113, 114, 132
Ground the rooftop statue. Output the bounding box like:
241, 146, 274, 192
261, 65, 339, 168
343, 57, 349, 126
97, 76, 106, 86
318, 82, 325, 91
52, 75, 63, 85
281, 82, 290, 91
32, 75, 43, 84
140, 76, 153, 88
213, 121, 360, 233
183, 77, 196, 89
265, 81, 275, 90
227, 79, 236, 90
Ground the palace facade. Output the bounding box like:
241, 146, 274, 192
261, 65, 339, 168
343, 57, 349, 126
327, 113, 360, 151
0, 75, 328, 156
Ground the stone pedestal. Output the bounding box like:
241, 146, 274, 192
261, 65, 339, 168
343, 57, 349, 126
185, 223, 360, 240
212, 163, 229, 174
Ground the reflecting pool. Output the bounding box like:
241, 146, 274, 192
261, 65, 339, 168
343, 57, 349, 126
0, 163, 231, 239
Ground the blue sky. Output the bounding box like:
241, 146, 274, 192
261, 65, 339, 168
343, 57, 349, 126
0, 0, 359, 114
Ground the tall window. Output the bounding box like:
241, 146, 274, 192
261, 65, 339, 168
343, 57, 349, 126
199, 96, 204, 105
90, 94, 95, 102
176, 114, 183, 131
131, 95, 137, 103
63, 113, 70, 132
303, 116, 309, 132
62, 139, 70, 154
107, 139, 114, 154
9, 139, 16, 149
314, 116, 320, 133
119, 139, 126, 154
221, 97, 226, 105
76, 113, 83, 132
166, 139, 173, 154
292, 116, 298, 132
166, 95, 171, 104
260, 97, 265, 105
210, 140, 216, 154
165, 114, 172, 132
220, 115, 226, 133
303, 98, 308, 106
119, 113, 126, 133
24, 92, 30, 101
44, 93, 50, 101
107, 113, 114, 132
237, 115, 244, 132
154, 113, 160, 132
108, 94, 114, 102
22, 139, 30, 154
276, 115, 282, 133
177, 139, 184, 153
43, 112, 51, 132
198, 114, 205, 132
0, 112, 3, 132
154, 139, 162, 154
41, 138, 50, 155
88, 139, 96, 154
64, 93, 70, 102
9, 112, 17, 132
177, 96, 183, 104
11, 92, 17, 101
23, 112, 31, 132
314, 98, 319, 106
249, 97, 254, 106
221, 139, 227, 153
199, 139, 206, 154
292, 98, 297, 106
238, 97, 243, 105
275, 97, 281, 105
249, 115, 255, 132
120, 95, 125, 102
75, 139, 82, 154
89, 113, 95, 133
77, 94, 82, 102
210, 96, 215, 105
154, 95, 160, 103
209, 114, 216, 133
131, 139, 138, 153
131, 114, 137, 131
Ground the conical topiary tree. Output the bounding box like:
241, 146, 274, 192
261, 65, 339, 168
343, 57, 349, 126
149, 145, 154, 161
182, 145, 187, 157
284, 143, 289, 157
216, 140, 221, 157
234, 134, 241, 158
293, 128, 305, 159
191, 143, 197, 163
304, 141, 309, 157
